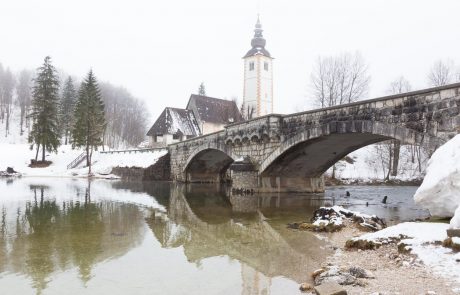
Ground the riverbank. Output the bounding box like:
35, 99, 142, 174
301, 217, 460, 294
0, 143, 166, 179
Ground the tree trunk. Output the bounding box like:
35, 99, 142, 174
19, 107, 24, 135
41, 143, 46, 162
35, 143, 40, 161
391, 140, 400, 176
88, 146, 93, 175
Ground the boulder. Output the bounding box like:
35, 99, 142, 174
314, 282, 347, 295
299, 282, 314, 292
414, 135, 460, 217
348, 266, 375, 279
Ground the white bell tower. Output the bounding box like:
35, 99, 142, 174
243, 16, 273, 118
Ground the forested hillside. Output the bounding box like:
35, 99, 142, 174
0, 60, 149, 149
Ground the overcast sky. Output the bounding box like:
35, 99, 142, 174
1, 0, 460, 122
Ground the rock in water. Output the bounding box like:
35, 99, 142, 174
6, 167, 16, 174
382, 196, 387, 204
314, 282, 347, 295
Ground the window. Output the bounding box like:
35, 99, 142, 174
249, 62, 254, 71
264, 62, 269, 71
173, 133, 180, 140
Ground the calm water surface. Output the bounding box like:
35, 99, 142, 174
0, 178, 428, 295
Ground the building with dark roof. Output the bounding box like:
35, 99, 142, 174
147, 107, 200, 146
186, 94, 243, 135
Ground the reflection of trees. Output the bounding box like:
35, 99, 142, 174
25, 186, 60, 293
0, 181, 145, 294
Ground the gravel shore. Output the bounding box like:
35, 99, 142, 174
314, 222, 460, 295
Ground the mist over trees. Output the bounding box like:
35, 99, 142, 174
310, 52, 370, 108
99, 82, 149, 148
0, 65, 16, 136
0, 59, 149, 149
16, 70, 33, 135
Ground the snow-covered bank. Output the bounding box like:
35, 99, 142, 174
0, 143, 166, 178
325, 144, 428, 183
414, 134, 460, 217
350, 222, 460, 287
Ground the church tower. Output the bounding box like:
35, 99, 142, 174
243, 16, 273, 118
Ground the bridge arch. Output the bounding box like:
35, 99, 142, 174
259, 120, 444, 178
183, 144, 234, 183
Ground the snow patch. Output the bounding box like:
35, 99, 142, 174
414, 134, 460, 217
354, 222, 460, 285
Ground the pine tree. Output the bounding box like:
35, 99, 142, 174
198, 82, 206, 96
29, 56, 61, 162
72, 70, 106, 175
60, 77, 77, 144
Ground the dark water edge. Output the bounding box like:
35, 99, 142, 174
0, 178, 428, 295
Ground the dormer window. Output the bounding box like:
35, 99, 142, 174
249, 62, 255, 71
264, 62, 269, 71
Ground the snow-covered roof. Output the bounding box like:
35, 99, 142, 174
147, 107, 200, 137
186, 95, 243, 125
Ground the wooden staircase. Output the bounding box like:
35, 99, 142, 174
67, 152, 87, 169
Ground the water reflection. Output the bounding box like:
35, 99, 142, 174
0, 180, 145, 294
145, 183, 331, 289
0, 179, 427, 295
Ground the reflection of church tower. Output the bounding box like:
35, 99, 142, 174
241, 263, 271, 295
243, 16, 274, 118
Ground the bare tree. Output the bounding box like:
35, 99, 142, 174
16, 70, 33, 135
0, 67, 16, 136
387, 76, 412, 94
427, 59, 455, 87
310, 52, 370, 108
99, 82, 149, 148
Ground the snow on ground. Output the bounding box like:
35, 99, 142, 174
353, 222, 460, 286
414, 134, 460, 217
326, 144, 427, 182
0, 143, 166, 178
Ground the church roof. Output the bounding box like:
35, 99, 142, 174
146, 107, 200, 136
243, 16, 272, 58
186, 95, 243, 125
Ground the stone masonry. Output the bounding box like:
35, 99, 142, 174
169, 83, 460, 193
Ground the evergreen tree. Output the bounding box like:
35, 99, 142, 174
198, 82, 206, 96
72, 70, 106, 175
60, 77, 77, 144
29, 56, 61, 162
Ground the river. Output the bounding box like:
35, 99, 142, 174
0, 178, 429, 295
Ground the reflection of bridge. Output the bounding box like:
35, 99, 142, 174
169, 84, 460, 192
145, 184, 331, 287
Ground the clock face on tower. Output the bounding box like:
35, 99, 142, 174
243, 16, 273, 119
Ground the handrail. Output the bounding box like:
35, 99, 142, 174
99, 147, 166, 154
66, 152, 86, 170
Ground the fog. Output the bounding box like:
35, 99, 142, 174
1, 0, 459, 121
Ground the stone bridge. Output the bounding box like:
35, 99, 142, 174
169, 83, 460, 193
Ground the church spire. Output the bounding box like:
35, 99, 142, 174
244, 15, 271, 58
